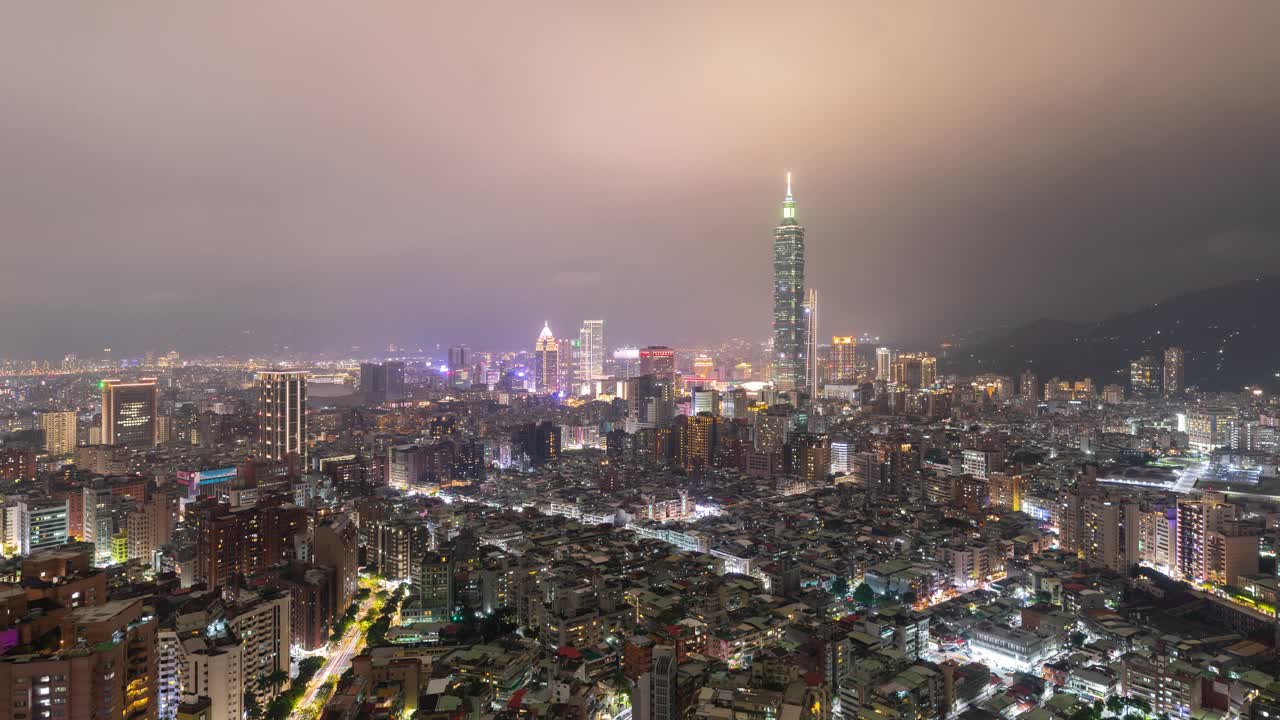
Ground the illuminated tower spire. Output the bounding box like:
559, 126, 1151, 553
782, 171, 797, 220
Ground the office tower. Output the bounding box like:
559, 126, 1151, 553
534, 322, 561, 394
361, 362, 386, 404
831, 337, 856, 381
39, 410, 77, 455
100, 377, 158, 447
875, 348, 894, 382
829, 437, 852, 475
1019, 369, 1038, 399
255, 370, 308, 465
690, 387, 720, 416
723, 387, 749, 420
579, 320, 605, 381
448, 345, 470, 372
804, 287, 819, 397
1163, 346, 1185, 397
639, 346, 676, 382
772, 172, 807, 392
1129, 354, 1160, 397
384, 361, 406, 400
613, 347, 641, 379
361, 361, 406, 404
624, 375, 676, 432
1187, 407, 1234, 453
13, 498, 69, 555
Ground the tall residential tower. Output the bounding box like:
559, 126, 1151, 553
255, 370, 308, 465
772, 172, 807, 392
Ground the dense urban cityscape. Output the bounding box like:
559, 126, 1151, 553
5, 4, 1280, 720
2, 170, 1280, 720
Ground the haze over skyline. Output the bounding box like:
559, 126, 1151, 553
3, 2, 1280, 359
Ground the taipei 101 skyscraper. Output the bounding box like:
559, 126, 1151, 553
772, 172, 807, 392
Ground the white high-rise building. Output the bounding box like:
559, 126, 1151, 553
876, 347, 894, 381
579, 320, 605, 382
805, 288, 818, 398
830, 438, 853, 475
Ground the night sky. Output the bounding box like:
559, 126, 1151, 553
3, 2, 1280, 358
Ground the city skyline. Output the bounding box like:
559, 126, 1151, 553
4, 4, 1280, 358
3, 6, 1280, 720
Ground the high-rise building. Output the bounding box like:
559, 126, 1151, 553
579, 320, 605, 382
1163, 346, 1185, 397
876, 348, 894, 382
624, 375, 676, 431
891, 353, 936, 389
831, 337, 856, 382
771, 173, 807, 392
1187, 407, 1234, 453
360, 361, 406, 404
1129, 354, 1160, 397
690, 387, 719, 416
678, 413, 720, 471
1019, 370, 1038, 399
639, 346, 676, 382
787, 433, 831, 485
804, 287, 819, 397
14, 498, 69, 555
384, 361, 406, 400
314, 514, 359, 612
39, 410, 78, 455
1176, 494, 1257, 585
255, 370, 308, 465
534, 322, 561, 394
100, 378, 158, 448
635, 645, 677, 720
754, 406, 793, 452
448, 345, 470, 372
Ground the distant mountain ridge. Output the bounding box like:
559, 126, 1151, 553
951, 276, 1280, 391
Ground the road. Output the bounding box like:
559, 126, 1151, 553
297, 595, 376, 708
